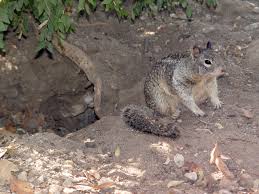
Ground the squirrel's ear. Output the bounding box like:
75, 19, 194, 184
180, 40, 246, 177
206, 41, 212, 49
192, 45, 201, 58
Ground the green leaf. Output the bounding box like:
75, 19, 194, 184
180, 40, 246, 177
78, 0, 85, 12
22, 15, 29, 35
157, 0, 164, 10
15, 0, 24, 12
180, 0, 187, 8
186, 5, 192, 18
36, 40, 46, 52
84, 3, 91, 15
0, 33, 4, 49
0, 8, 10, 24
101, 0, 112, 5
0, 22, 8, 32
149, 3, 158, 13
47, 42, 54, 53
207, 0, 217, 7
88, 0, 96, 8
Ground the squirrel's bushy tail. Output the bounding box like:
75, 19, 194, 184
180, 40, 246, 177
121, 104, 180, 138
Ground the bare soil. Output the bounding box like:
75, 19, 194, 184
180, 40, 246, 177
0, 0, 259, 193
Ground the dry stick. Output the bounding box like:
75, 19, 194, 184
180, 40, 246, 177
52, 37, 102, 116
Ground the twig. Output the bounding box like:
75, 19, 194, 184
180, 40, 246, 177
197, 119, 212, 125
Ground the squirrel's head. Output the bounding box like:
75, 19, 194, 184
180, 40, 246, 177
191, 41, 222, 74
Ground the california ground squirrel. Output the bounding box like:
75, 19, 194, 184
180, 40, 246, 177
121, 41, 225, 138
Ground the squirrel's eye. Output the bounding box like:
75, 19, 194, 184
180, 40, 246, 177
205, 60, 212, 65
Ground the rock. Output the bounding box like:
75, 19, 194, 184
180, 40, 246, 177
219, 177, 238, 191
154, 45, 162, 53
253, 7, 259, 14
202, 26, 215, 34
174, 154, 185, 168
244, 22, 259, 31
49, 184, 63, 194
239, 173, 253, 188
184, 172, 198, 181
0, 160, 19, 185
62, 178, 73, 187
218, 189, 232, 194
17, 171, 28, 181
36, 175, 45, 185
16, 128, 26, 134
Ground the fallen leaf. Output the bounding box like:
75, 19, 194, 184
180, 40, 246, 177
10, 176, 33, 194
174, 153, 184, 168
253, 179, 259, 191
115, 145, 121, 158
85, 169, 101, 180
215, 157, 234, 179
167, 180, 184, 188
241, 108, 254, 119
73, 184, 95, 191
0, 160, 19, 185
220, 154, 231, 160
210, 143, 221, 164
0, 147, 7, 158
215, 123, 224, 129
4, 121, 16, 133
211, 171, 224, 181
92, 182, 114, 190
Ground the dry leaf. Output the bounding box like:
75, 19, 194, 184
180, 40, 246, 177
167, 180, 184, 188
220, 154, 231, 160
210, 143, 221, 164
73, 184, 94, 191
92, 182, 114, 190
0, 160, 19, 185
4, 121, 16, 133
0, 147, 7, 158
215, 157, 234, 179
211, 171, 224, 181
10, 176, 33, 194
86, 169, 101, 180
241, 109, 254, 119
253, 179, 259, 191
115, 146, 121, 158
215, 123, 224, 129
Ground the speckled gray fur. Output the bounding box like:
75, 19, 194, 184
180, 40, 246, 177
121, 42, 223, 138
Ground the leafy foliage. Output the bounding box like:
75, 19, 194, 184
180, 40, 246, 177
0, 0, 218, 53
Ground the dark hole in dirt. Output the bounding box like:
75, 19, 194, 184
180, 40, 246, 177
0, 32, 100, 137
39, 84, 99, 137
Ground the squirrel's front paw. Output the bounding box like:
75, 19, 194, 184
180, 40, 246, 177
212, 99, 223, 109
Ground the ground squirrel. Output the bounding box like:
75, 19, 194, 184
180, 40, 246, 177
121, 41, 225, 138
